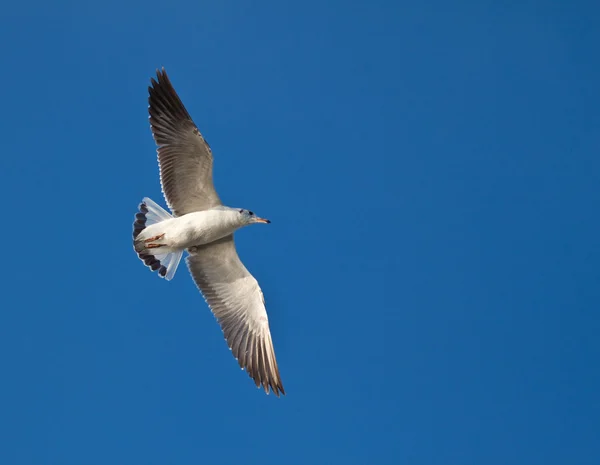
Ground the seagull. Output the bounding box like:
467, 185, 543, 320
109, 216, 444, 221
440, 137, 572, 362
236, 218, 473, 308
132, 68, 285, 396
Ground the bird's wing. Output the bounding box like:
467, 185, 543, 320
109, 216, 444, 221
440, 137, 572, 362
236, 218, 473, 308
148, 68, 221, 216
186, 235, 285, 396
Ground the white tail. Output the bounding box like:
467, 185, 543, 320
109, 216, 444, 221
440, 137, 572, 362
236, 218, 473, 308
132, 197, 183, 280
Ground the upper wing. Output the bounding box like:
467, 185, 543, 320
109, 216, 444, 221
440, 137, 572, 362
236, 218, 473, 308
186, 236, 285, 396
148, 68, 221, 216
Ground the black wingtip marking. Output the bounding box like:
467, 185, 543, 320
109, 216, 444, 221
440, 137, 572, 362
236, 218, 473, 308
147, 67, 196, 135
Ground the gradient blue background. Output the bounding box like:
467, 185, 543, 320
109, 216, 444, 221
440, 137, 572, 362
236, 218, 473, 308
1, 1, 598, 464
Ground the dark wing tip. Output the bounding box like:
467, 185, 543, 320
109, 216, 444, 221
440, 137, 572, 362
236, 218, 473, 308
270, 375, 286, 397
229, 334, 285, 397
246, 343, 285, 397
265, 380, 285, 397
147, 67, 194, 138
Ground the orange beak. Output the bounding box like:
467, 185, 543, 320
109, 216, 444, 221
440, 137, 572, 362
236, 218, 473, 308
256, 218, 271, 224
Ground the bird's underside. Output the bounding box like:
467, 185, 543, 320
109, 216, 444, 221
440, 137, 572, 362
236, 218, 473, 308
132, 68, 285, 396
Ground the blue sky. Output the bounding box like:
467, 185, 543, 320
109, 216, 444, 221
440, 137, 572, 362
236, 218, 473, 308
1, 1, 599, 464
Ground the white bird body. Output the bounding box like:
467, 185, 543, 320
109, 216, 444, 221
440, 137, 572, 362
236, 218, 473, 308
136, 207, 244, 253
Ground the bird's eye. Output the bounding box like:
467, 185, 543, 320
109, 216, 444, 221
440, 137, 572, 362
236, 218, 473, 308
249, 211, 254, 216
239, 209, 244, 214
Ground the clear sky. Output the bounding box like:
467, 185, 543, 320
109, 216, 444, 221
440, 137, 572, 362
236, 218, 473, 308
1, 1, 598, 464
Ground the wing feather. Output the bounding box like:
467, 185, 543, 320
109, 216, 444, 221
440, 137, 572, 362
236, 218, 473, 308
148, 68, 221, 215
186, 236, 285, 396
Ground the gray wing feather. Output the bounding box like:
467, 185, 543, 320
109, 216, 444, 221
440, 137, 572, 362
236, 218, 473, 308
186, 236, 285, 396
148, 68, 221, 216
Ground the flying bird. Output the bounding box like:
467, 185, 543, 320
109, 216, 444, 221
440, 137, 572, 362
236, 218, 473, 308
132, 68, 285, 396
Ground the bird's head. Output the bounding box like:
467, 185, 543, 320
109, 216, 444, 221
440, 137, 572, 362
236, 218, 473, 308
238, 208, 270, 225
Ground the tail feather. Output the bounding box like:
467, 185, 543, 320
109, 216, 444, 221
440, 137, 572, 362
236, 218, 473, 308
150, 249, 184, 281
142, 197, 173, 223
132, 198, 183, 280
132, 203, 149, 239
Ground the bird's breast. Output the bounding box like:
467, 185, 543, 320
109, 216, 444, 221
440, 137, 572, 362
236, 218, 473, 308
166, 211, 236, 249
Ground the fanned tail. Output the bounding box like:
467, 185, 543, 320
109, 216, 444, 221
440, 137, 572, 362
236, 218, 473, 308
132, 197, 183, 280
